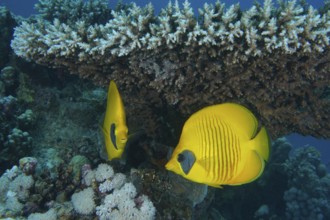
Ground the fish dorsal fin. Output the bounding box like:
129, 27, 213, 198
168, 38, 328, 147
107, 81, 126, 121
202, 103, 258, 140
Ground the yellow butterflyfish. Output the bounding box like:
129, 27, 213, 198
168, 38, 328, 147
102, 81, 128, 160
165, 103, 270, 188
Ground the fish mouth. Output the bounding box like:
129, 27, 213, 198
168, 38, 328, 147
120, 138, 127, 144
165, 160, 175, 171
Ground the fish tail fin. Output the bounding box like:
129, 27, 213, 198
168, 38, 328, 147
251, 127, 270, 161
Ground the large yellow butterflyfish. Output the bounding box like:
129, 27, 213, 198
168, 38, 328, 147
165, 103, 270, 188
101, 81, 128, 160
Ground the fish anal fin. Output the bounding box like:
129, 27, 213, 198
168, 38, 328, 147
208, 183, 223, 188
228, 150, 264, 185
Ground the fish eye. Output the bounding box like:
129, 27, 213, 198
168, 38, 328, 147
177, 153, 185, 162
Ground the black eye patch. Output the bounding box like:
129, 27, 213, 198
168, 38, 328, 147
178, 153, 185, 162
178, 150, 196, 175
110, 123, 118, 150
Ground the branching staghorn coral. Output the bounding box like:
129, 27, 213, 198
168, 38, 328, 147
11, 0, 330, 138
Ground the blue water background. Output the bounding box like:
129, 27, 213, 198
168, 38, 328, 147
1, 0, 329, 165
0, 0, 325, 17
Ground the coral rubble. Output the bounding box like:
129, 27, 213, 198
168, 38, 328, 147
10, 0, 330, 138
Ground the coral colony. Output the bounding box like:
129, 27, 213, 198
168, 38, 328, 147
0, 0, 329, 219
11, 0, 330, 138
0, 161, 156, 219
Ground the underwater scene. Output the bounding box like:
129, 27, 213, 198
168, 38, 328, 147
0, 0, 329, 219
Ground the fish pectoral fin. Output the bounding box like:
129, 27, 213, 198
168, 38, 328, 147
100, 124, 106, 134
228, 150, 265, 185
196, 157, 217, 173
127, 129, 146, 143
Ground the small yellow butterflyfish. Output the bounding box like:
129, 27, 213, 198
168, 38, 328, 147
101, 81, 128, 161
165, 103, 270, 188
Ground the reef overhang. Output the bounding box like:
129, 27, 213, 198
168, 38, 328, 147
10, 0, 330, 138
